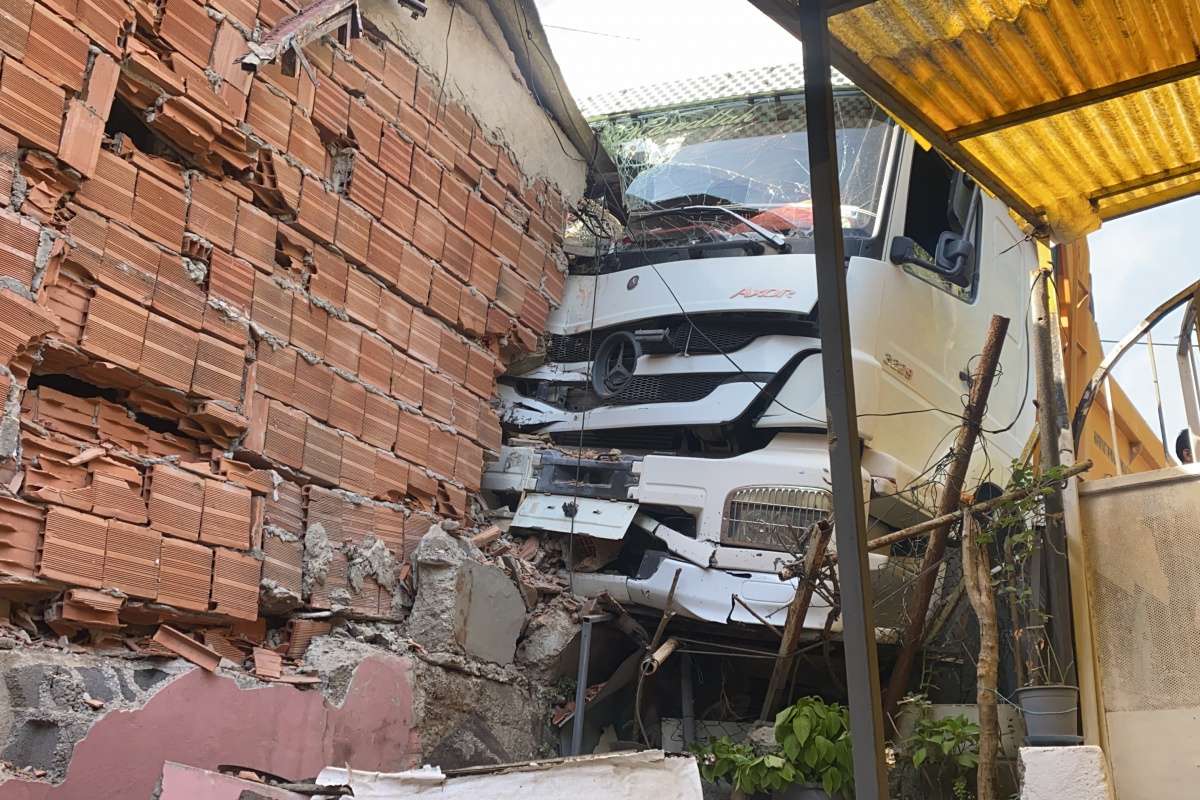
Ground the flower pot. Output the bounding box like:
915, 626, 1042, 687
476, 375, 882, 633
772, 784, 834, 800
1014, 684, 1080, 745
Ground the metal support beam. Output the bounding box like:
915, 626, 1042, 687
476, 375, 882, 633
947, 59, 1200, 142
570, 616, 597, 756
798, 3, 889, 797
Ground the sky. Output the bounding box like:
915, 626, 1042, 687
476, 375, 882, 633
534, 0, 1197, 452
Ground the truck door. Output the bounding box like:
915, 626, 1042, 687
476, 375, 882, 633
867, 140, 1034, 486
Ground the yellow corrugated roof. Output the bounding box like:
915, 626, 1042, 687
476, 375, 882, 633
814, 0, 1200, 242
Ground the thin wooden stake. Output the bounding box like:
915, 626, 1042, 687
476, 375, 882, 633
759, 519, 833, 720
962, 514, 999, 800
883, 315, 1010, 720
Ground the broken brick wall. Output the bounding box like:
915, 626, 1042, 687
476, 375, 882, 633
0, 0, 579, 786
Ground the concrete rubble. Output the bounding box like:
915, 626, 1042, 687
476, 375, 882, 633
0, 0, 585, 793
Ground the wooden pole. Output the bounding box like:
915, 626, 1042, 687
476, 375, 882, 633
883, 315, 1010, 720
962, 514, 999, 800
759, 519, 833, 720
812, 460, 1091, 567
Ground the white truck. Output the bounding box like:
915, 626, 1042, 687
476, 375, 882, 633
484, 70, 1038, 632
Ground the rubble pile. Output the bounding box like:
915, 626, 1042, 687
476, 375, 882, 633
0, 0, 569, 656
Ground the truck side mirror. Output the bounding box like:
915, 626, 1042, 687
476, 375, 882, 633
889, 236, 935, 270
890, 234, 973, 289
934, 231, 973, 288
947, 172, 975, 234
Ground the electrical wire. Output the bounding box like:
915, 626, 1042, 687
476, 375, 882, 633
434, 0, 457, 112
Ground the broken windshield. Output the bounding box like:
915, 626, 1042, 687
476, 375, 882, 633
594, 91, 893, 246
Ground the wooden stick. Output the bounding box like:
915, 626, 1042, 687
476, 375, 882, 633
759, 519, 833, 720
883, 315, 1009, 719
641, 637, 680, 675
962, 514, 999, 800
732, 594, 783, 639
820, 460, 1092, 565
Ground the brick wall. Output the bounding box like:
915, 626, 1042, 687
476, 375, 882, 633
0, 0, 569, 629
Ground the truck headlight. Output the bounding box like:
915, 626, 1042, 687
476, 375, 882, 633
721, 486, 833, 552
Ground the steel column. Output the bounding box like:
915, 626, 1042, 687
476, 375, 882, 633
798, 3, 889, 797
570, 616, 596, 756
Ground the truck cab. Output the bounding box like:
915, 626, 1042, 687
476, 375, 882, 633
485, 74, 1038, 632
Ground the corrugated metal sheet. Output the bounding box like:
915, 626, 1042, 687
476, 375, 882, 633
821, 0, 1200, 241
579, 63, 853, 118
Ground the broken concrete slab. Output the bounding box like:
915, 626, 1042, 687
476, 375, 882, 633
453, 560, 525, 665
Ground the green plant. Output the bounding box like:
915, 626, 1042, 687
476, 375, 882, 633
903, 703, 980, 800
980, 460, 1071, 686
693, 696, 854, 796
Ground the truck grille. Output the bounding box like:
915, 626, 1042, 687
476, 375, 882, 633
600, 373, 730, 406
547, 319, 768, 362
721, 486, 833, 552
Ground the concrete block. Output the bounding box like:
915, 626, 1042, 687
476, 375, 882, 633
453, 560, 525, 665
1020, 745, 1115, 800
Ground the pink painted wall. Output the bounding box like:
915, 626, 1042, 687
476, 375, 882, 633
0, 655, 420, 799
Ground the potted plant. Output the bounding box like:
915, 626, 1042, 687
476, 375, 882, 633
898, 695, 981, 800
694, 696, 854, 799
988, 461, 1080, 746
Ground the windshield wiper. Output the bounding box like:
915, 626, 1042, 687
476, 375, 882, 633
632, 205, 791, 254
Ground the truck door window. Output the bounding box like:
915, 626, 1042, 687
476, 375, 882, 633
901, 146, 979, 302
